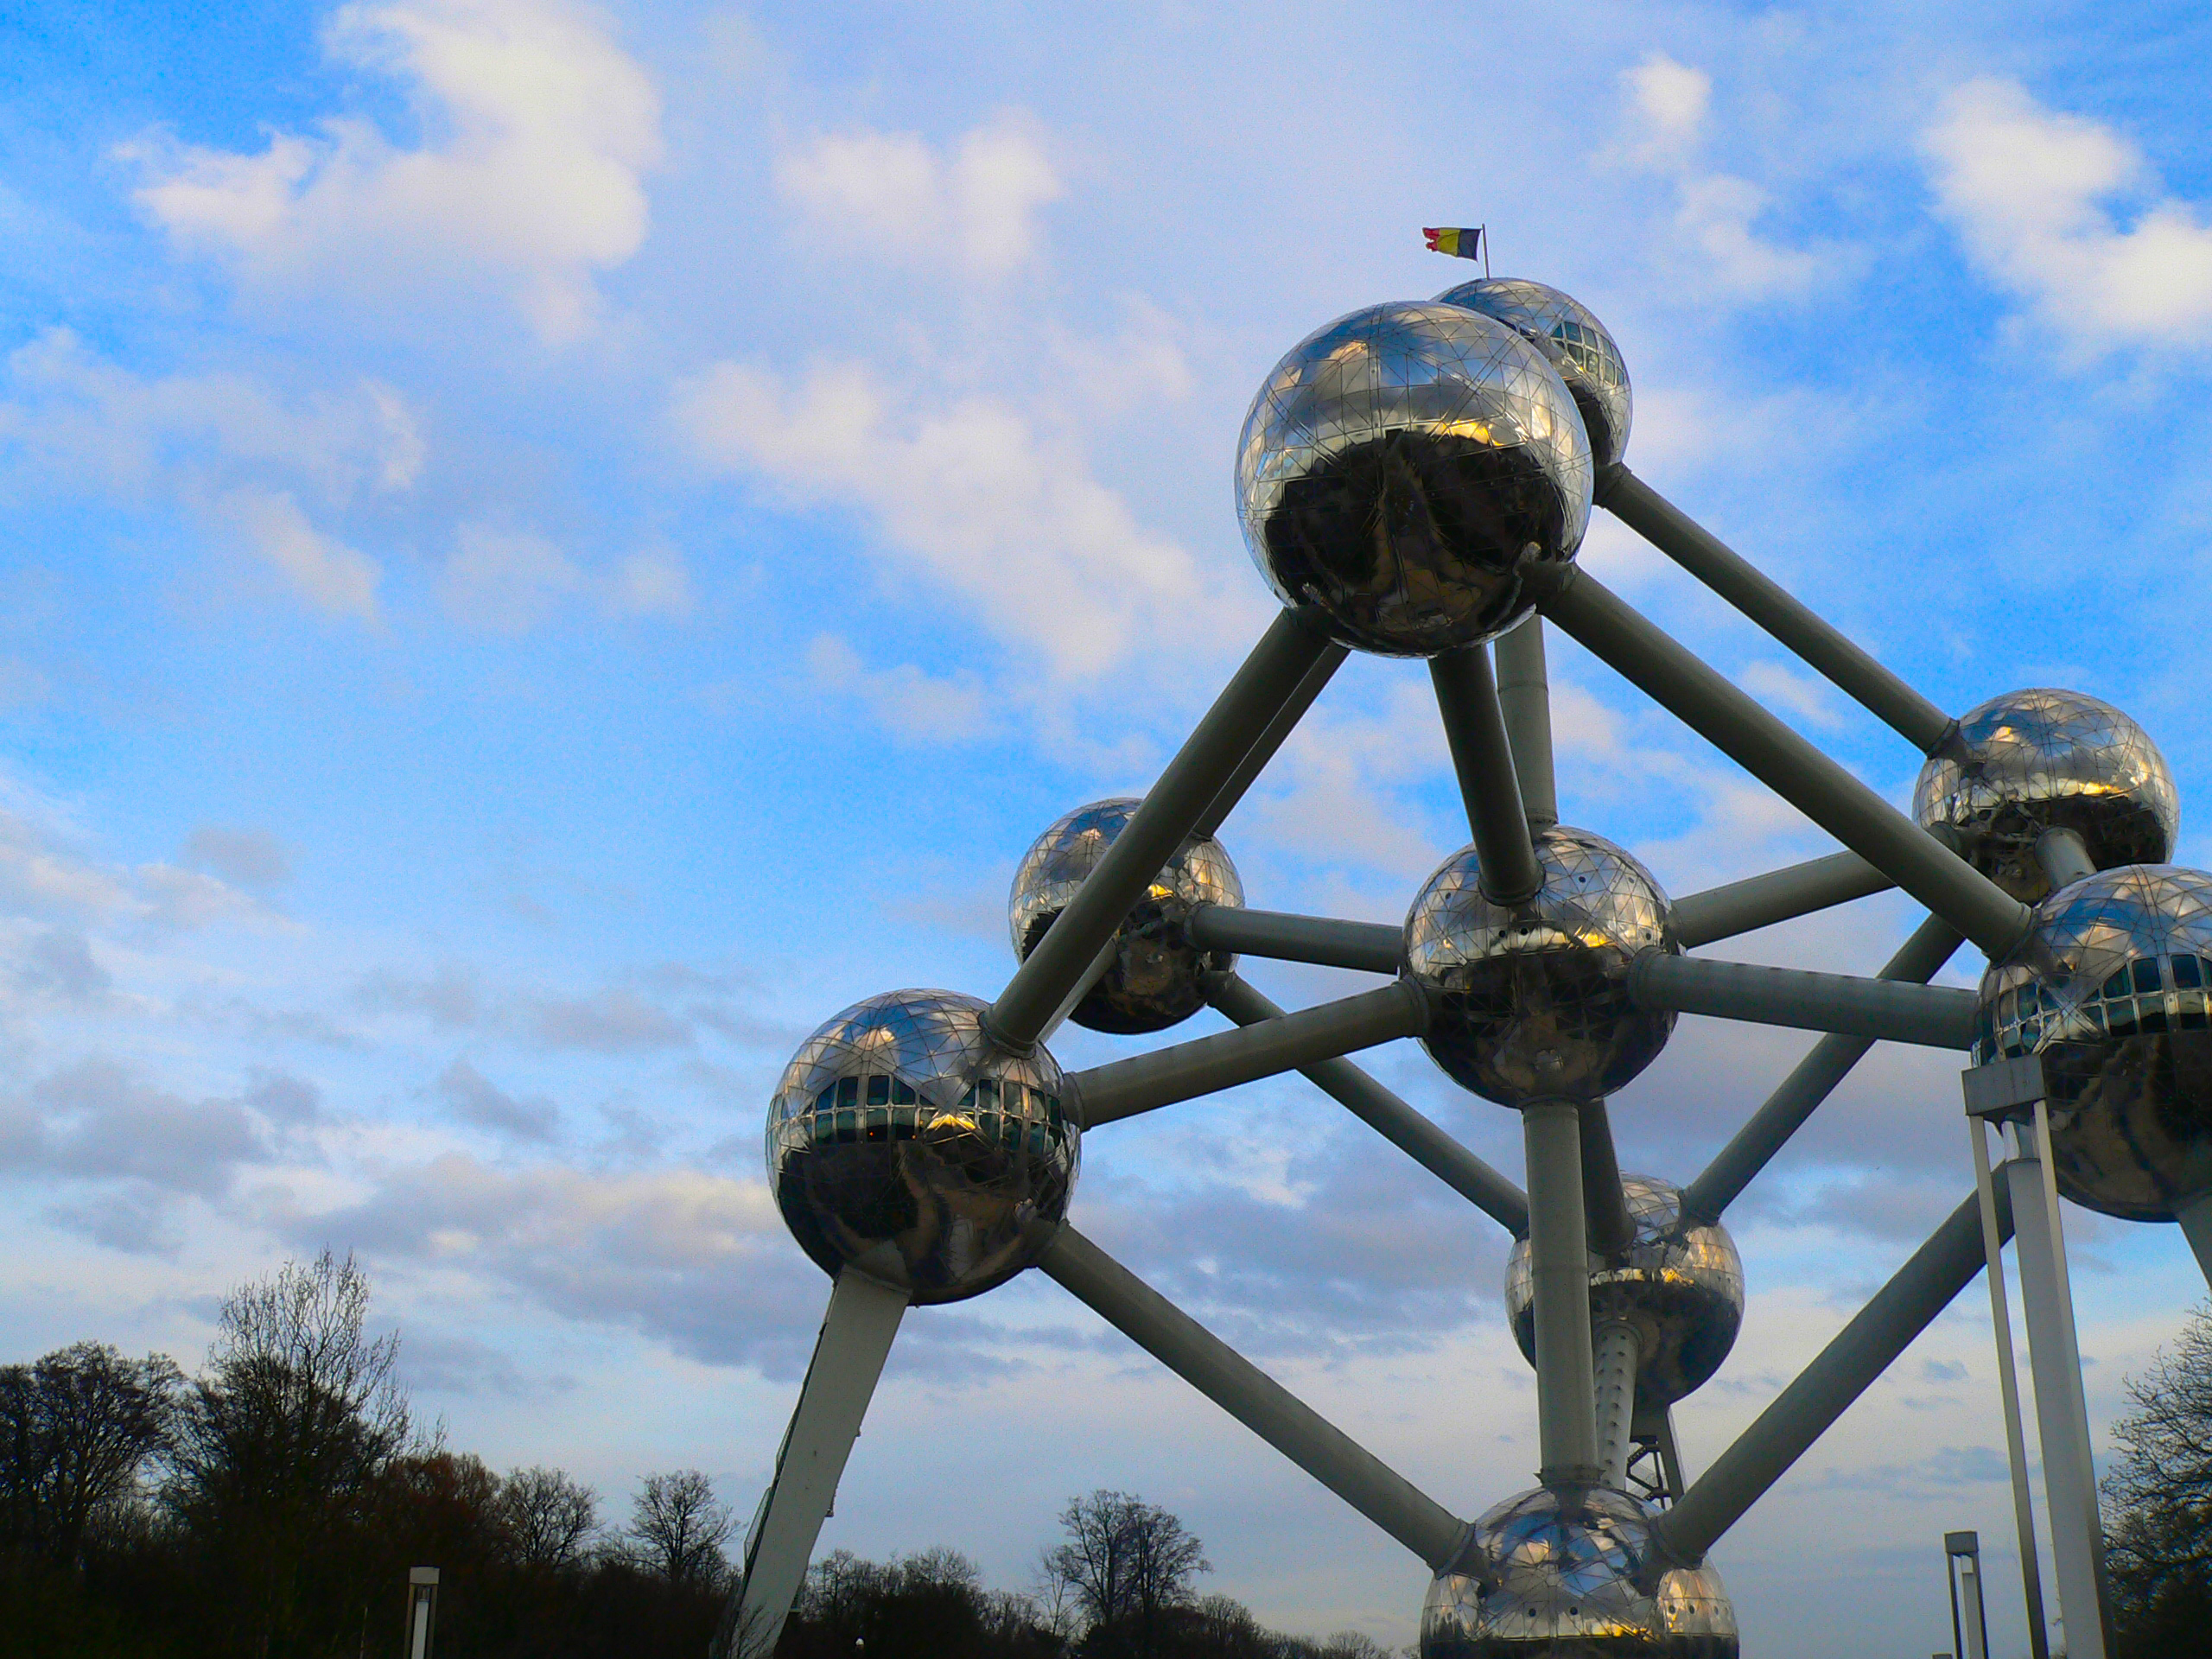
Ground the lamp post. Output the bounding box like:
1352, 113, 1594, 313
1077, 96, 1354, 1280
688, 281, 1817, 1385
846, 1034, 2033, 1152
405, 1567, 438, 1659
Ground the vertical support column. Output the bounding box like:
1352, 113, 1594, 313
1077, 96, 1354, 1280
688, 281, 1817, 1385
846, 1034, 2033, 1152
1592, 1323, 1640, 1490
1523, 1099, 1599, 1483
2005, 1103, 2113, 1659
1969, 1118, 2051, 1659
1494, 617, 1557, 830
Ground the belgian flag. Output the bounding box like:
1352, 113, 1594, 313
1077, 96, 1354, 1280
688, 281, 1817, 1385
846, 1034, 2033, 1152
1423, 226, 1484, 261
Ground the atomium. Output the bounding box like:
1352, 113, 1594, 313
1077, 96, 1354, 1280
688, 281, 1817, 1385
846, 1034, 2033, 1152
1421, 1485, 1738, 1658
1008, 798, 1244, 1033
1237, 300, 1592, 658
1434, 277, 1633, 472
766, 989, 1077, 1302
732, 264, 2183, 1659
1978, 865, 2212, 1220
1916, 687, 2177, 902
1405, 826, 1677, 1106
1506, 1176, 1744, 1412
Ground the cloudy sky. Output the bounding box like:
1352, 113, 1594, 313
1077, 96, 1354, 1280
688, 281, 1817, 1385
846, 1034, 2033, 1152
5, 0, 2212, 1650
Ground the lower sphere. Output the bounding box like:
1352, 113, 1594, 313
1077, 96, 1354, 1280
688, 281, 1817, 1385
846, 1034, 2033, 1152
1505, 1175, 1743, 1410
1406, 826, 1676, 1104
1978, 865, 2212, 1219
1421, 1484, 1737, 1657
766, 989, 1077, 1303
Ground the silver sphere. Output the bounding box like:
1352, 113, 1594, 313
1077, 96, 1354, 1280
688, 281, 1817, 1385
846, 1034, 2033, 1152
1916, 688, 2177, 902
767, 990, 1077, 1303
1236, 301, 1593, 658
1406, 826, 1676, 1105
1979, 866, 2212, 1221
1422, 1484, 1738, 1658
1505, 1176, 1744, 1411
1008, 799, 1244, 1034
1434, 278, 1632, 470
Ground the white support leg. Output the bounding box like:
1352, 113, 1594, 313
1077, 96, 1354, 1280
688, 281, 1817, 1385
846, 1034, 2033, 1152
722, 1270, 908, 1659
1592, 1322, 1640, 1491
2004, 1106, 2113, 1659
1968, 1120, 2050, 1659
2176, 1189, 2212, 1289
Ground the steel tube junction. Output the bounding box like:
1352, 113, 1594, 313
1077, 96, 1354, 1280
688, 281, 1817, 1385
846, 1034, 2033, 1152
1652, 1179, 2014, 1572
1430, 644, 1542, 902
1069, 980, 1430, 1127
1630, 951, 1978, 1048
1186, 906, 1403, 975
1208, 975, 1528, 1236
1039, 1223, 1470, 1569
1596, 465, 1954, 753
1680, 916, 1963, 1223
1535, 564, 2031, 959
988, 608, 1336, 1050
1671, 849, 1894, 950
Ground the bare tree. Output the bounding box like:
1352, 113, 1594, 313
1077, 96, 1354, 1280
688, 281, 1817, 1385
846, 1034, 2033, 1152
2104, 1305, 2212, 1651
0, 1342, 181, 1565
498, 1464, 599, 1569
1045, 1490, 1211, 1656
626, 1468, 733, 1586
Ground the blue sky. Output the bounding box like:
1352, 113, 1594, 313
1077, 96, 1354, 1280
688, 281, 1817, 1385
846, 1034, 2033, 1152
5, 2, 2212, 1651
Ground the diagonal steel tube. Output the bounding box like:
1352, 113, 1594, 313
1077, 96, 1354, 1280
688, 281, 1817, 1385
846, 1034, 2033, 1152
988, 608, 1336, 1050
1194, 640, 1351, 838
1068, 980, 1431, 1127
1430, 644, 1541, 902
1649, 1179, 2014, 1573
1578, 1098, 1635, 1257
1186, 906, 1404, 975
1629, 951, 1979, 1048
1038, 1223, 1470, 1568
1597, 465, 1953, 753
1533, 565, 2031, 959
1680, 915, 1962, 1224
1494, 616, 1558, 830
1207, 974, 1528, 1236
1671, 849, 1894, 949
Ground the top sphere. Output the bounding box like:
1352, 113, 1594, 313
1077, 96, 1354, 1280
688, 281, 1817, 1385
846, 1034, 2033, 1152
1406, 825, 1676, 1106
1978, 866, 2212, 1221
1236, 301, 1592, 658
1434, 278, 1632, 470
1916, 688, 2177, 902
766, 989, 1077, 1303
1421, 1484, 1737, 1658
1007, 799, 1244, 1034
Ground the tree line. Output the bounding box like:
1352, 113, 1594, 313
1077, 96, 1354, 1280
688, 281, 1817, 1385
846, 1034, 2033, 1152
0, 1253, 1393, 1657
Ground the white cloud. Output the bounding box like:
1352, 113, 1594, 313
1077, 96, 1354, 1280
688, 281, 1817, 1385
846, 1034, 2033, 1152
223, 486, 384, 621
1923, 78, 2212, 350
1618, 54, 1821, 301
804, 634, 992, 742
612, 548, 695, 620
775, 110, 1062, 279
130, 0, 663, 342
674, 358, 1217, 676
440, 524, 582, 632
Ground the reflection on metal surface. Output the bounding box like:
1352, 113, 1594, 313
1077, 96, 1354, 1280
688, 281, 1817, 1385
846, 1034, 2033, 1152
1434, 278, 1632, 471
1916, 688, 2177, 902
766, 990, 1077, 1303
1507, 1176, 1744, 1412
1978, 865, 2212, 1219
1407, 826, 1676, 1105
1237, 301, 1592, 658
1421, 1484, 1738, 1657
1008, 799, 1244, 1034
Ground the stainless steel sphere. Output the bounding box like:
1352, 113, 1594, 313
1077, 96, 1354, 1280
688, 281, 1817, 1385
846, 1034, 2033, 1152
1406, 826, 1676, 1105
1978, 866, 2212, 1221
1916, 688, 2177, 902
1236, 301, 1593, 658
1505, 1176, 1744, 1411
1421, 1484, 1738, 1658
767, 990, 1077, 1302
1007, 799, 1244, 1034
1434, 278, 1632, 470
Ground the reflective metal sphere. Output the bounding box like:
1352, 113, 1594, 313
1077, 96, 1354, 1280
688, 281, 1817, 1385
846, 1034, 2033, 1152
1237, 301, 1593, 658
1434, 278, 1632, 471
1978, 867, 2212, 1221
767, 990, 1077, 1302
1505, 1176, 1744, 1411
1007, 799, 1244, 1034
1422, 1484, 1738, 1658
1916, 688, 2177, 902
1406, 826, 1675, 1105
